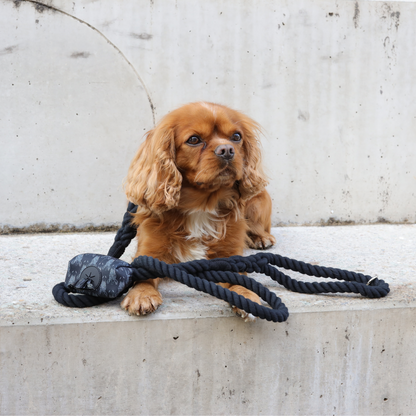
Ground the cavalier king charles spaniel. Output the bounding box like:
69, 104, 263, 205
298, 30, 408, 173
120, 102, 275, 321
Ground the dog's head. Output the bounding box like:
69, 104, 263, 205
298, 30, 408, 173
125, 102, 267, 214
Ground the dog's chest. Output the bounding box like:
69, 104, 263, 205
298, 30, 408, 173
173, 211, 219, 263
185, 211, 219, 240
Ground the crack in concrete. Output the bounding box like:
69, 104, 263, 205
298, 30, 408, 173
14, 0, 156, 126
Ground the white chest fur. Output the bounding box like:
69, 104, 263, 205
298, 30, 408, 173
172, 211, 220, 263
185, 211, 220, 240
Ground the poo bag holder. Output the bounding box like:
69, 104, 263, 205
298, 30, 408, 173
52, 253, 136, 308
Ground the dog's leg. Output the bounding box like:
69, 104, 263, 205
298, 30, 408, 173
211, 221, 262, 322
245, 190, 276, 250
218, 282, 261, 322
120, 227, 169, 316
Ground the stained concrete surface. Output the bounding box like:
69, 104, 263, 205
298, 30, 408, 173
1, 225, 416, 415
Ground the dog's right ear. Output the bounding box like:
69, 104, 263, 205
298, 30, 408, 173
124, 126, 182, 214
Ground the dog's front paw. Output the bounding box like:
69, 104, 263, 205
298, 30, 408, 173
121, 283, 162, 316
247, 232, 276, 250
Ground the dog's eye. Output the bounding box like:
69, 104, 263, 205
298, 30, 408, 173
231, 132, 242, 142
187, 135, 202, 146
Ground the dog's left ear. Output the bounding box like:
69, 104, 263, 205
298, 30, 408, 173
238, 116, 268, 201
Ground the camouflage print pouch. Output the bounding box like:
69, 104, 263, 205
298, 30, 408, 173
65, 253, 134, 299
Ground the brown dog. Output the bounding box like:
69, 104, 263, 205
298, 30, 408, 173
121, 102, 275, 321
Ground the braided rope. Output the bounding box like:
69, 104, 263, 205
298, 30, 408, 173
130, 256, 288, 322
53, 203, 390, 321
107, 202, 137, 258
52, 252, 389, 321
52, 282, 109, 308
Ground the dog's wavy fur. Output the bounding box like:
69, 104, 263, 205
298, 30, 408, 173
121, 102, 275, 321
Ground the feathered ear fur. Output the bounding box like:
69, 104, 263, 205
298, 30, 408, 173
237, 116, 268, 201
124, 125, 182, 214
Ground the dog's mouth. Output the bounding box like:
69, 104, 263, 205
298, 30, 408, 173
216, 169, 233, 181
194, 167, 237, 189
219, 165, 233, 174
188, 156, 243, 191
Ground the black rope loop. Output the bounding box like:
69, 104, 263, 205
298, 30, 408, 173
254, 252, 390, 298
52, 282, 109, 308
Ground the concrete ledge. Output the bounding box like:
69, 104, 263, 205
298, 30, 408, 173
1, 225, 416, 415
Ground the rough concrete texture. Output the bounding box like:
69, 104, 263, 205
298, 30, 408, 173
1, 224, 416, 415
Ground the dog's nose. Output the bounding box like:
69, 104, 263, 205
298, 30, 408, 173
214, 144, 235, 161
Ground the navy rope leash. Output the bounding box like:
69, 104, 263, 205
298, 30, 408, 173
52, 204, 390, 322
107, 201, 138, 258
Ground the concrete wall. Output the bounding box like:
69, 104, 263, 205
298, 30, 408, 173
1, 0, 416, 230
2, 308, 416, 415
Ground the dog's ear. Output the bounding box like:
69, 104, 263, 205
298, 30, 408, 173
237, 115, 268, 201
124, 125, 182, 214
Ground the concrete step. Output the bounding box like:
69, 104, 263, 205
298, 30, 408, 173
1, 224, 415, 415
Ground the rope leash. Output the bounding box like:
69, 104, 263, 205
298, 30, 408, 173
52, 204, 390, 322
107, 201, 137, 259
